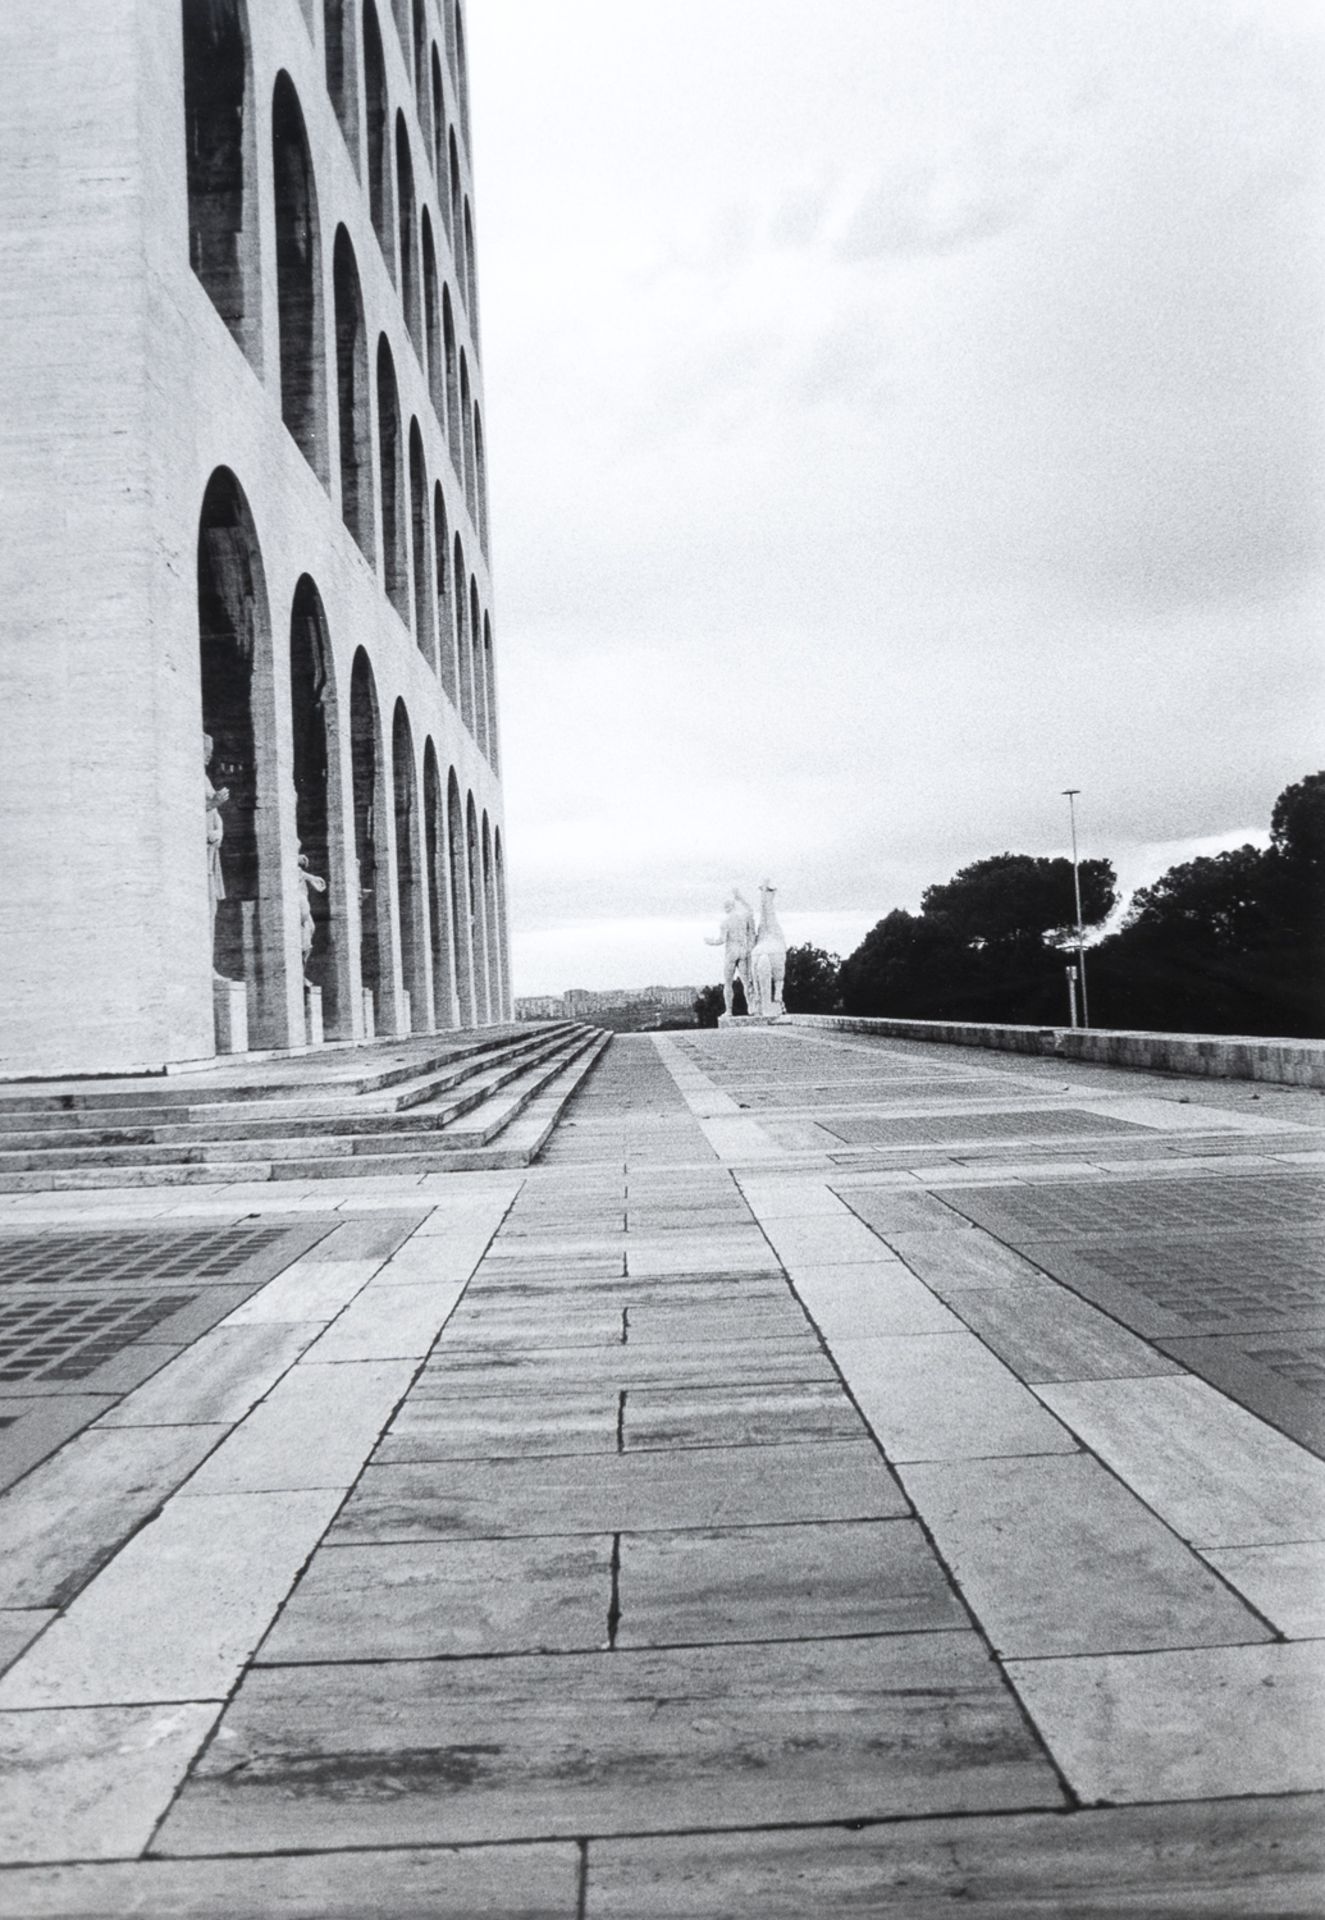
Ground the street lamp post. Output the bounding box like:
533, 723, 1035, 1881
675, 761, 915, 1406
1062, 789, 1090, 1029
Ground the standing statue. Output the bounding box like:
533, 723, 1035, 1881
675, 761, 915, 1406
751, 879, 787, 1017
297, 850, 327, 979
704, 889, 756, 1016
204, 734, 231, 980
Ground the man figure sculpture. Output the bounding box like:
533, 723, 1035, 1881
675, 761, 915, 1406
203, 734, 230, 980
297, 851, 327, 980
704, 890, 756, 1016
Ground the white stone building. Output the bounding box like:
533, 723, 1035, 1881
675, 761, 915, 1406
0, 0, 509, 1076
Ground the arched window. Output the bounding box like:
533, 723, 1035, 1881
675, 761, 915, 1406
493, 825, 511, 1020
433, 485, 455, 706
408, 420, 434, 663
423, 744, 454, 1027
197, 469, 280, 1042
482, 812, 500, 1024
182, 0, 259, 364
290, 578, 350, 1037
447, 127, 461, 250
376, 337, 409, 620
323, 0, 356, 159
466, 791, 489, 1021
447, 768, 474, 1025
412, 0, 431, 139
442, 286, 460, 468
483, 611, 498, 771
459, 350, 476, 520
363, 1, 393, 274
395, 115, 421, 351
430, 47, 444, 186
454, 6, 470, 150
473, 405, 488, 553
392, 701, 428, 1031
350, 649, 389, 1031
470, 575, 485, 748
272, 76, 327, 481
463, 198, 477, 326
422, 213, 443, 425
453, 532, 473, 732
333, 230, 374, 558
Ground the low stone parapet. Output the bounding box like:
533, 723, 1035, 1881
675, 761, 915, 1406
780, 1014, 1325, 1088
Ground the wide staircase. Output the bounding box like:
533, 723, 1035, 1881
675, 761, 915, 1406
0, 1022, 609, 1191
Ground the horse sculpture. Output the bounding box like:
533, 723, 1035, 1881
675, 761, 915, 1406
751, 880, 787, 1018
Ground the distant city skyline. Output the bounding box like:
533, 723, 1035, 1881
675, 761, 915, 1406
469, 1, 1323, 997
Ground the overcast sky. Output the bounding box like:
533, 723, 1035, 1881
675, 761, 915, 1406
467, 0, 1324, 996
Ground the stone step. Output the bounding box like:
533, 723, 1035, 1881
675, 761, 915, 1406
0, 1023, 576, 1119
0, 1030, 609, 1190
0, 1027, 581, 1150
0, 1030, 591, 1172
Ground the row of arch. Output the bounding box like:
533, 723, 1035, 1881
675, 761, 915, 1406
182, 3, 487, 544
199, 465, 508, 1053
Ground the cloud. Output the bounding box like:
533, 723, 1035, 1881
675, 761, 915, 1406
832, 130, 1070, 261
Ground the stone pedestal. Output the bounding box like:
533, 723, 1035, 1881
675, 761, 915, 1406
213, 977, 248, 1054
718, 1012, 782, 1028
304, 984, 323, 1047
362, 989, 376, 1041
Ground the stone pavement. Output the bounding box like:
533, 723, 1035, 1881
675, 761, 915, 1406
0, 1028, 1322, 1916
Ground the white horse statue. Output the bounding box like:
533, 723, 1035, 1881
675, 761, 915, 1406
751, 880, 787, 1017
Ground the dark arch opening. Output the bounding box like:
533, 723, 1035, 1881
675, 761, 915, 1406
483, 611, 498, 771
393, 701, 428, 1029
459, 350, 475, 518
424, 743, 454, 1026
442, 286, 460, 468
197, 468, 275, 1040
494, 825, 511, 1020
470, 575, 485, 750
333, 228, 374, 558
290, 577, 349, 1036
433, 485, 456, 706
395, 113, 421, 350
453, 532, 472, 731
422, 213, 443, 425
412, 0, 430, 137
482, 811, 500, 1023
183, 0, 258, 364
473, 405, 488, 554
363, 0, 393, 274
463, 198, 477, 324
323, 0, 356, 159
466, 791, 488, 1021
447, 127, 461, 250
447, 769, 474, 1025
350, 649, 385, 1024
454, 6, 470, 149
408, 419, 433, 662
376, 336, 409, 620
430, 46, 445, 188
273, 75, 327, 481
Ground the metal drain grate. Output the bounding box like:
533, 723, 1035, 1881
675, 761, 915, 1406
0, 1291, 197, 1384
0, 1224, 297, 1289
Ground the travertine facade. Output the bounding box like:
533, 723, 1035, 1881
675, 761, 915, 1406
0, 0, 509, 1076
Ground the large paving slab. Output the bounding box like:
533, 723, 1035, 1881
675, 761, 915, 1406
617, 1519, 968, 1646
1033, 1374, 1325, 1545
157, 1633, 1060, 1852
1007, 1640, 1325, 1803
0, 1845, 581, 1918
582, 1795, 1325, 1916
0, 1488, 343, 1707
259, 1537, 614, 1661
332, 1441, 908, 1541
831, 1330, 1078, 1461
900, 1453, 1269, 1657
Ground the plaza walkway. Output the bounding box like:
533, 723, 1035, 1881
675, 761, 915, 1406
0, 1028, 1322, 1916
